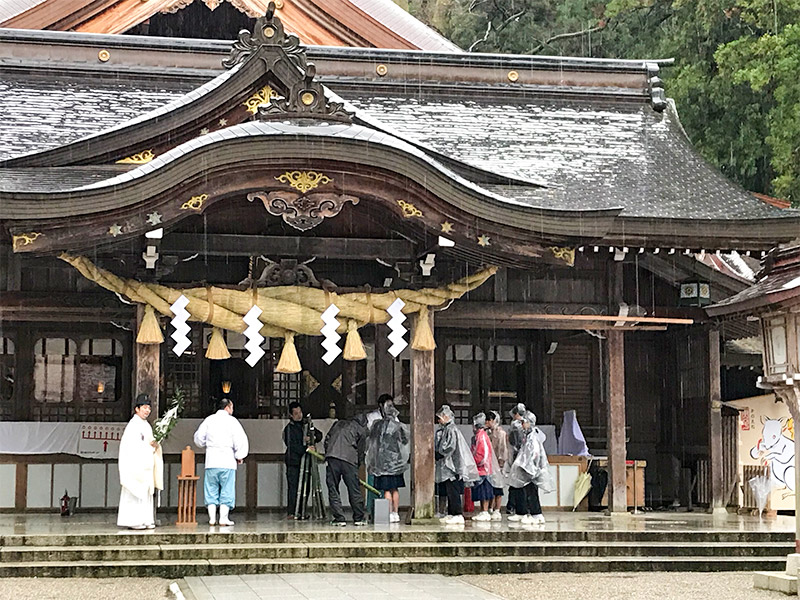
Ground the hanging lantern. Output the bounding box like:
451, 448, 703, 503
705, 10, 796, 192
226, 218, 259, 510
679, 277, 711, 307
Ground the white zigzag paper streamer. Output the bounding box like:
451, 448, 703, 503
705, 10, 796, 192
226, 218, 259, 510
243, 305, 265, 367
170, 295, 191, 357
386, 298, 407, 357
320, 304, 342, 365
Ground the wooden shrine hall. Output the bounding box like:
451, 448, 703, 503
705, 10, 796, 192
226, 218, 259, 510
1, 4, 799, 517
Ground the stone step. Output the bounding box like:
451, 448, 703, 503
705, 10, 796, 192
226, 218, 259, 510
0, 554, 788, 578
1, 529, 793, 547
1, 541, 792, 562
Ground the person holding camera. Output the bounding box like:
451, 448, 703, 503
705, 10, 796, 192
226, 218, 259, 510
282, 402, 321, 519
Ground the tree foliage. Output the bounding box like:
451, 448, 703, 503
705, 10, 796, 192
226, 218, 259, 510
409, 0, 800, 203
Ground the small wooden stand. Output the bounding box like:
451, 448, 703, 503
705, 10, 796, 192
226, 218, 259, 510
176, 446, 199, 525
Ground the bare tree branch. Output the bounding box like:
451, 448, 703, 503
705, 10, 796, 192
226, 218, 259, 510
468, 0, 488, 13
468, 19, 493, 52
496, 9, 525, 33
531, 24, 603, 54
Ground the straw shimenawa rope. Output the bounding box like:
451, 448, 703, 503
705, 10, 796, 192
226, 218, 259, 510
61, 254, 496, 357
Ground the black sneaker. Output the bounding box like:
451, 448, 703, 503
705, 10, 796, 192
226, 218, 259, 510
353, 520, 368, 527
331, 520, 347, 527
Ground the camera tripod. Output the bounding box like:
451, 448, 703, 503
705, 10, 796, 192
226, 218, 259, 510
294, 416, 327, 520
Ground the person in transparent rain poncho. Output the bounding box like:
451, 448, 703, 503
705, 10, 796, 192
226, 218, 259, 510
435, 405, 479, 525
486, 410, 510, 521
470, 412, 499, 522
506, 403, 553, 525
366, 400, 409, 523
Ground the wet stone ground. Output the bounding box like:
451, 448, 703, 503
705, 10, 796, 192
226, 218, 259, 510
465, 572, 788, 600
0, 573, 792, 600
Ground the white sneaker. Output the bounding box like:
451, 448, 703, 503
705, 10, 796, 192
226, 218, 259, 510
520, 514, 536, 525
507, 514, 522, 522
218, 505, 234, 526
443, 514, 465, 525
389, 512, 400, 523
490, 510, 502, 521
472, 511, 491, 522
534, 514, 546, 524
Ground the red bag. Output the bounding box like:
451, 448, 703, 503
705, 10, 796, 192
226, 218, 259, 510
464, 486, 474, 513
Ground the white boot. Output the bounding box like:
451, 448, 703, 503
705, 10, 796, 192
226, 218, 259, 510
219, 504, 234, 526
207, 505, 217, 526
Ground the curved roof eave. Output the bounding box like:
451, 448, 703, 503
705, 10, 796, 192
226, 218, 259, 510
0, 121, 622, 240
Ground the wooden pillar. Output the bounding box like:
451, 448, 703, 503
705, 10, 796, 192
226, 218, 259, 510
607, 329, 627, 513
15, 462, 27, 510
708, 327, 726, 513
410, 310, 435, 519
374, 324, 393, 398
135, 305, 161, 416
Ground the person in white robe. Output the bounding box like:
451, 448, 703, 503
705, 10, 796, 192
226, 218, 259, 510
194, 398, 249, 526
117, 394, 164, 529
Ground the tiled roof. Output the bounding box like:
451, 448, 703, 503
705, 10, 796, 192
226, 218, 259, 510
0, 29, 795, 226
340, 93, 793, 221
0, 71, 794, 222
0, 73, 193, 162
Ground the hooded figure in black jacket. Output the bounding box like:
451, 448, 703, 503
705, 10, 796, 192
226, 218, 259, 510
282, 402, 321, 518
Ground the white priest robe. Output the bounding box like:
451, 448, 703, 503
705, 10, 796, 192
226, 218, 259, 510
117, 414, 164, 528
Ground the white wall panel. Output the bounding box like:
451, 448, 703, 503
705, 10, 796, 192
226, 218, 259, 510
0, 464, 15, 508
52, 464, 80, 507
27, 464, 52, 508
80, 463, 106, 507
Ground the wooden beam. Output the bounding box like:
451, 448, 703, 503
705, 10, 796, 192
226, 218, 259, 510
436, 302, 692, 326
607, 329, 627, 513
410, 310, 435, 520
134, 305, 161, 418
606, 260, 627, 514
496, 314, 693, 324
162, 234, 415, 261
437, 321, 668, 331
373, 324, 393, 398
708, 327, 725, 513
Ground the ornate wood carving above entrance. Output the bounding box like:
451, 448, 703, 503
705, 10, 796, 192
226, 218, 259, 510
239, 258, 322, 288
248, 191, 359, 231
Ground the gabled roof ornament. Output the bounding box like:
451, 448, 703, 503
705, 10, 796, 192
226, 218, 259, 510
222, 1, 305, 71
223, 1, 353, 123
257, 63, 354, 123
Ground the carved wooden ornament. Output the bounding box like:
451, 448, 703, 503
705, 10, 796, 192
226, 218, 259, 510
248, 191, 359, 231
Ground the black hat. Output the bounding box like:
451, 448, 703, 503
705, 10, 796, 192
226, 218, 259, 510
134, 393, 151, 407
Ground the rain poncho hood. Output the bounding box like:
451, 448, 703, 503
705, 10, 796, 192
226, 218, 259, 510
436, 404, 455, 421
366, 402, 410, 477
435, 414, 479, 485
558, 409, 590, 457
507, 411, 554, 492
473, 412, 487, 429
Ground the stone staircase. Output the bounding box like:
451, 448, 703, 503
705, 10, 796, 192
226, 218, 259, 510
0, 529, 791, 577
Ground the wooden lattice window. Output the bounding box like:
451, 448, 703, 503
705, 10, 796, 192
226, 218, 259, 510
165, 326, 203, 418
32, 337, 125, 422
445, 344, 526, 424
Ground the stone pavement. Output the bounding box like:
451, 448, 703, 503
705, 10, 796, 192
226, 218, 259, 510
180, 573, 502, 600
0, 510, 793, 536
